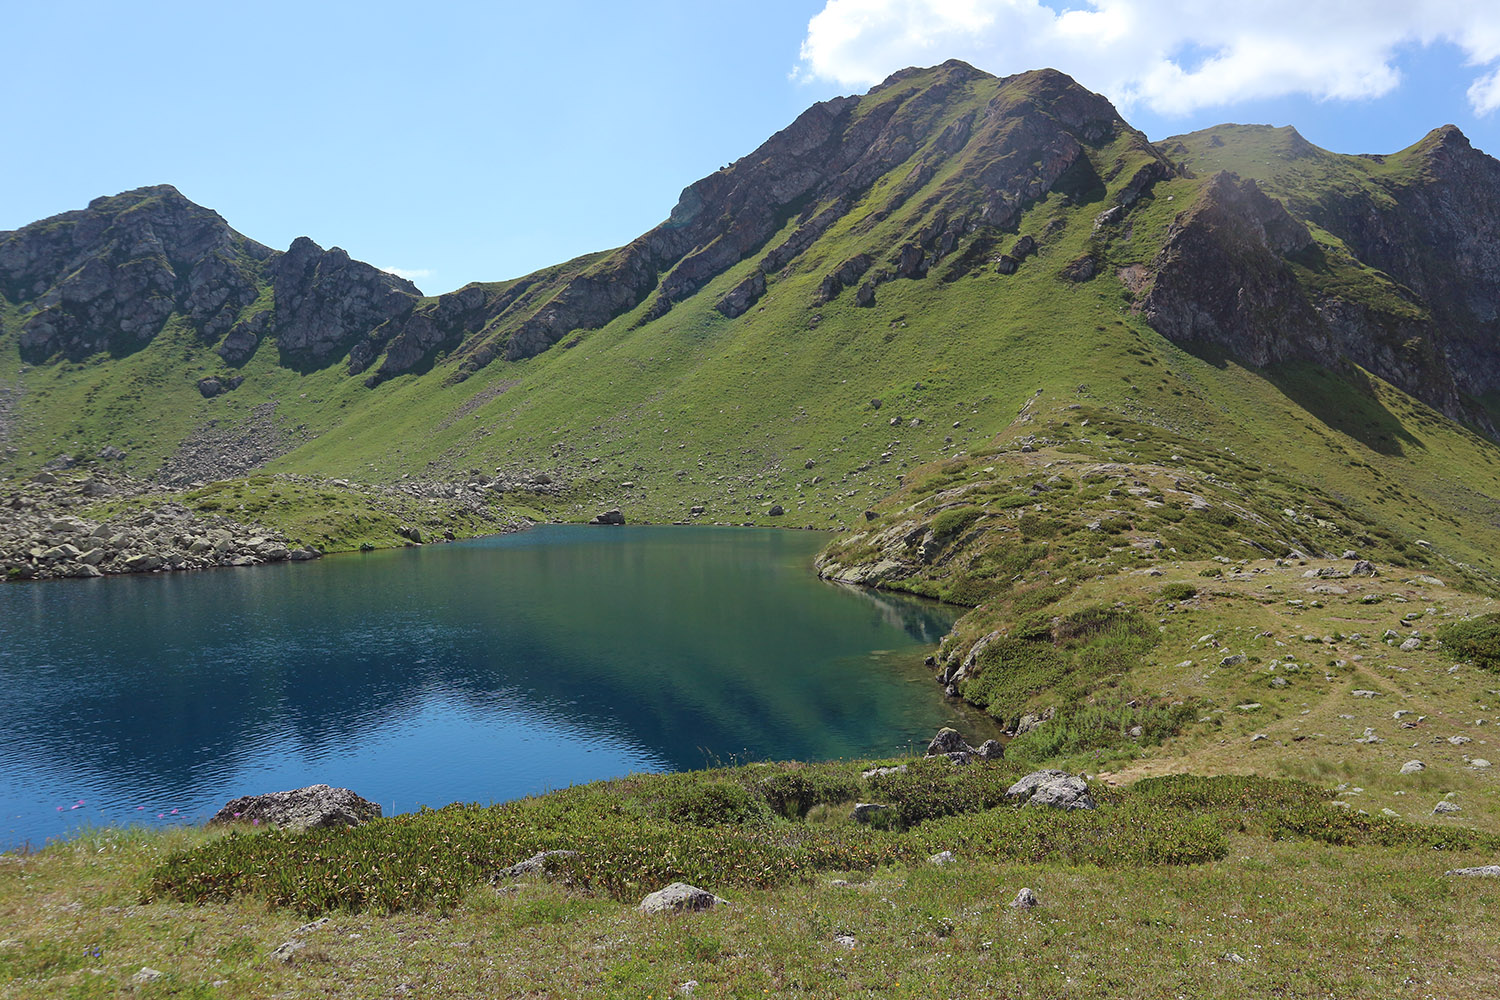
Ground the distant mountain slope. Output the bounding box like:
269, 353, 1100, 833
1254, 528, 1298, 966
3, 62, 1500, 586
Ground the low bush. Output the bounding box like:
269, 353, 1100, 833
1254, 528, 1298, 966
1437, 613, 1500, 672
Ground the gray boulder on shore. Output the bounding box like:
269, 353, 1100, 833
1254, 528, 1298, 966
209, 784, 381, 831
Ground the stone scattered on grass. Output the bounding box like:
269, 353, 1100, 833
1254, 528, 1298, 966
132, 968, 163, 985
1433, 801, 1463, 815
929, 850, 956, 865
1010, 887, 1039, 909
496, 850, 578, 881
1400, 760, 1425, 774
270, 939, 305, 963
1450, 735, 1473, 745
637, 883, 729, 915
1007, 770, 1095, 810
1470, 759, 1492, 769
1445, 866, 1500, 877
861, 765, 907, 780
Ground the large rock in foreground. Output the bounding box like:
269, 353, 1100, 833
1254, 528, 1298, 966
1006, 769, 1096, 811
638, 882, 730, 915
209, 784, 381, 831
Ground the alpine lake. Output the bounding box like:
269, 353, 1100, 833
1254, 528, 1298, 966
0, 525, 1000, 850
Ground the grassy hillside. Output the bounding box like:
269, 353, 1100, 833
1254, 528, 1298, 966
4, 765, 1500, 998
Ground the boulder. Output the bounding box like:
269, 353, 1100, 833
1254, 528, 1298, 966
209, 783, 381, 831
925, 728, 968, 756
923, 727, 1003, 763
1007, 770, 1095, 810
1400, 760, 1425, 775
496, 850, 578, 881
637, 882, 728, 915
1350, 560, 1377, 576
1445, 866, 1500, 877
591, 509, 626, 526
1010, 887, 1039, 909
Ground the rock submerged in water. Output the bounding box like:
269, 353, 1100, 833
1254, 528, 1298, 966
209, 784, 381, 831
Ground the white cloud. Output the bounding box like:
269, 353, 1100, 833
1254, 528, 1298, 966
380, 266, 433, 281
797, 1, 1500, 116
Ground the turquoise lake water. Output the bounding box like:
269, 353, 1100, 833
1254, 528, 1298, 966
0, 525, 997, 850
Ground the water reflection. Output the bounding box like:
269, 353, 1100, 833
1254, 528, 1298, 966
0, 526, 978, 849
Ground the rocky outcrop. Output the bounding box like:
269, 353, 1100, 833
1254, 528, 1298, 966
1, 185, 270, 361
209, 784, 381, 831
1139, 155, 1495, 433
0, 473, 319, 581
271, 236, 420, 366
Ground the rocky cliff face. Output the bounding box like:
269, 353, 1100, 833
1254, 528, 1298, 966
0, 186, 421, 376
1139, 126, 1500, 433
445, 63, 1171, 376
7, 68, 1500, 442
0, 186, 270, 360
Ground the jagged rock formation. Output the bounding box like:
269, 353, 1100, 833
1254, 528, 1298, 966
0, 185, 420, 375
5, 62, 1500, 456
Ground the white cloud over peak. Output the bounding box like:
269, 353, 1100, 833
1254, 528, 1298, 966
797, 0, 1500, 116
380, 266, 433, 281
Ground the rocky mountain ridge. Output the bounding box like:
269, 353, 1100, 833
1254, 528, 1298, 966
5, 64, 1499, 444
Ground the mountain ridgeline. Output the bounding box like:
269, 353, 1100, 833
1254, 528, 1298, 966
6, 62, 1499, 424
4, 61, 1500, 577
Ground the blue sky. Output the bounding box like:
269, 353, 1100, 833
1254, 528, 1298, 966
6, 1, 1500, 294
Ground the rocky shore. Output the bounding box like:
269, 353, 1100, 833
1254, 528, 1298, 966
1, 471, 318, 581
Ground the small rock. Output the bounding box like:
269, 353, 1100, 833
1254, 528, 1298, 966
1221, 653, 1247, 666
1450, 735, 1473, 745
1471, 759, 1493, 769
1445, 866, 1500, 877
1010, 887, 1039, 909
270, 939, 305, 963
861, 765, 907, 779
1399, 637, 1423, 651
1400, 760, 1425, 774
1433, 801, 1463, 815
1220, 952, 1246, 965
637, 883, 728, 915
679, 980, 701, 995
833, 934, 857, 950
496, 850, 578, 880
132, 968, 163, 985
928, 850, 956, 866
1351, 689, 1378, 698
591, 509, 626, 526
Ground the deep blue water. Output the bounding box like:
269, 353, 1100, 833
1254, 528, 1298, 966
0, 525, 989, 850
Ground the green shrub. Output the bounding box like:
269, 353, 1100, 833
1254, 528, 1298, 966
930, 506, 983, 540
1437, 613, 1500, 672
1159, 582, 1197, 602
